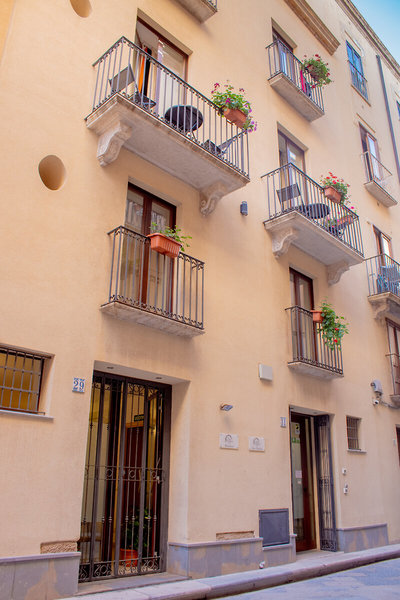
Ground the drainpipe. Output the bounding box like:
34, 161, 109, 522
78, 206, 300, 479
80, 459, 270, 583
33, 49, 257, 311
376, 54, 400, 184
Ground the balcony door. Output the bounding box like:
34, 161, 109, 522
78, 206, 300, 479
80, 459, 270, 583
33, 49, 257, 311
278, 132, 306, 210
360, 126, 382, 182
290, 269, 316, 362
121, 185, 176, 311
135, 20, 187, 108
272, 29, 294, 80
388, 321, 400, 395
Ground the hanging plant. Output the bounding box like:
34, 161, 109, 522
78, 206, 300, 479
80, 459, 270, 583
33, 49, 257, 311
317, 301, 349, 350
301, 54, 332, 87
211, 82, 257, 132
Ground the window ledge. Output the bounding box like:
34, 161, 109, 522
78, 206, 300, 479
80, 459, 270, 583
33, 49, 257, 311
351, 84, 371, 105
0, 409, 54, 421
347, 448, 366, 454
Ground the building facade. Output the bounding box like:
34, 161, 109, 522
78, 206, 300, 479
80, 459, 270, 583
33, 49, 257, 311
0, 0, 400, 598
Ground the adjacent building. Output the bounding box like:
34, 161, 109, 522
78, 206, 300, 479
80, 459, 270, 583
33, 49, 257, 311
0, 0, 400, 598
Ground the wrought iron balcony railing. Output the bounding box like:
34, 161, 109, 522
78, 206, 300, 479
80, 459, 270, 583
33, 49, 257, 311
362, 152, 391, 187
89, 36, 249, 177
348, 61, 368, 100
266, 40, 324, 113
286, 306, 343, 375
104, 226, 205, 333
366, 254, 400, 298
264, 163, 363, 256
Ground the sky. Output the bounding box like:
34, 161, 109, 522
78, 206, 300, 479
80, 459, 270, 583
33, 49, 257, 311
351, 0, 400, 64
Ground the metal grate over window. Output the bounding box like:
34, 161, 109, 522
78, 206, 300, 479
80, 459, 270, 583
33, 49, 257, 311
346, 416, 360, 450
0, 348, 45, 413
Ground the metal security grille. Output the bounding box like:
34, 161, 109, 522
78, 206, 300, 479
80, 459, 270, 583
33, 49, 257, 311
0, 348, 44, 413
346, 417, 360, 450
315, 415, 337, 551
78, 373, 170, 581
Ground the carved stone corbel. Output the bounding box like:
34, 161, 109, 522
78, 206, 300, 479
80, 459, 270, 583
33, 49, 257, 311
369, 298, 389, 322
267, 226, 298, 258
326, 260, 349, 285
97, 120, 133, 166
199, 182, 227, 216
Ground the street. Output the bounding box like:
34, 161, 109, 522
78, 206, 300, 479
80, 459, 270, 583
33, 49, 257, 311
222, 558, 400, 599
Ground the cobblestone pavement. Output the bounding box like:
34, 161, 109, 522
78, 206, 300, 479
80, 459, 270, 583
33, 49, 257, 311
222, 558, 400, 599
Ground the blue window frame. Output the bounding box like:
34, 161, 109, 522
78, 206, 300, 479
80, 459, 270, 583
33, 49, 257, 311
346, 41, 368, 100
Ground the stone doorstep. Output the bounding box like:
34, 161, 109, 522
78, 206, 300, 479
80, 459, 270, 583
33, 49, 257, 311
64, 544, 400, 600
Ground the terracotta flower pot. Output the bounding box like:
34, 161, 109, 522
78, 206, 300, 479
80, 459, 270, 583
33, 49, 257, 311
120, 548, 138, 568
324, 186, 342, 204
223, 108, 247, 128
311, 310, 323, 324
147, 233, 182, 258
306, 65, 319, 81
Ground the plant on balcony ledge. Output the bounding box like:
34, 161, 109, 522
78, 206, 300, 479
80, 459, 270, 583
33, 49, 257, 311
320, 173, 351, 204
317, 301, 349, 350
301, 54, 332, 87
211, 82, 257, 131
147, 223, 192, 258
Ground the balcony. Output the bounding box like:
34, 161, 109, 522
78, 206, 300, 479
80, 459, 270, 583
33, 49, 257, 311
348, 61, 368, 100
86, 37, 249, 215
176, 0, 217, 21
386, 354, 400, 407
366, 254, 400, 323
267, 41, 324, 121
101, 226, 205, 337
286, 306, 343, 379
362, 152, 397, 207
263, 164, 364, 284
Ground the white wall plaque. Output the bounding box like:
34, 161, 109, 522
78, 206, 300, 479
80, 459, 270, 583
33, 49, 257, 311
219, 433, 239, 449
72, 377, 86, 393
248, 436, 265, 452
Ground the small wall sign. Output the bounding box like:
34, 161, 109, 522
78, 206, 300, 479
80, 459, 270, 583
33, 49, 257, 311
248, 436, 265, 452
219, 433, 239, 449
72, 377, 86, 393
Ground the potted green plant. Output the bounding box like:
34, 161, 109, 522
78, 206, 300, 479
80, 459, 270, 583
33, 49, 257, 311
120, 510, 150, 567
317, 301, 349, 350
320, 173, 350, 204
147, 223, 192, 258
211, 82, 257, 131
301, 54, 332, 87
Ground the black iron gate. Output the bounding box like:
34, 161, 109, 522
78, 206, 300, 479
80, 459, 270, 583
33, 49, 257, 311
78, 373, 170, 581
315, 415, 337, 551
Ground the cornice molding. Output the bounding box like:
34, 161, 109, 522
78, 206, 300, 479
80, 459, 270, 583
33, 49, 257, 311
336, 0, 400, 79
283, 0, 340, 55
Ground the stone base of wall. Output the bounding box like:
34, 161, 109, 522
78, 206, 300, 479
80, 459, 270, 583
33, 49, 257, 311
337, 523, 388, 553
262, 534, 296, 567
0, 552, 80, 600
168, 535, 296, 578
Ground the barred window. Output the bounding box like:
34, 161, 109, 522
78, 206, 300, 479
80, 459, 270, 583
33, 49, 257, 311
0, 348, 45, 413
346, 42, 368, 101
346, 416, 361, 450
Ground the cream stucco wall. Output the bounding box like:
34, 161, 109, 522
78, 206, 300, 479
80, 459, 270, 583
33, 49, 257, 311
0, 0, 399, 574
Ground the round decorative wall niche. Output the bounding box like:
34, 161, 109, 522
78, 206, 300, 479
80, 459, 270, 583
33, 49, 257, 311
38, 155, 66, 191
70, 0, 92, 18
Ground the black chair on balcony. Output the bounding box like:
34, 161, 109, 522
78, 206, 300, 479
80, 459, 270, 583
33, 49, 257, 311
378, 265, 400, 295
109, 66, 156, 110
202, 131, 245, 159
276, 182, 330, 220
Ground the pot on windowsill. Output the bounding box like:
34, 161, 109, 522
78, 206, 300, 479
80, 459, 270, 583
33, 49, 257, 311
323, 186, 342, 204
147, 233, 182, 258
223, 107, 247, 128
311, 310, 323, 324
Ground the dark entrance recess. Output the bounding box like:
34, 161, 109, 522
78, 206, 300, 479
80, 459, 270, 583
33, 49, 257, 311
78, 373, 171, 581
290, 412, 337, 552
